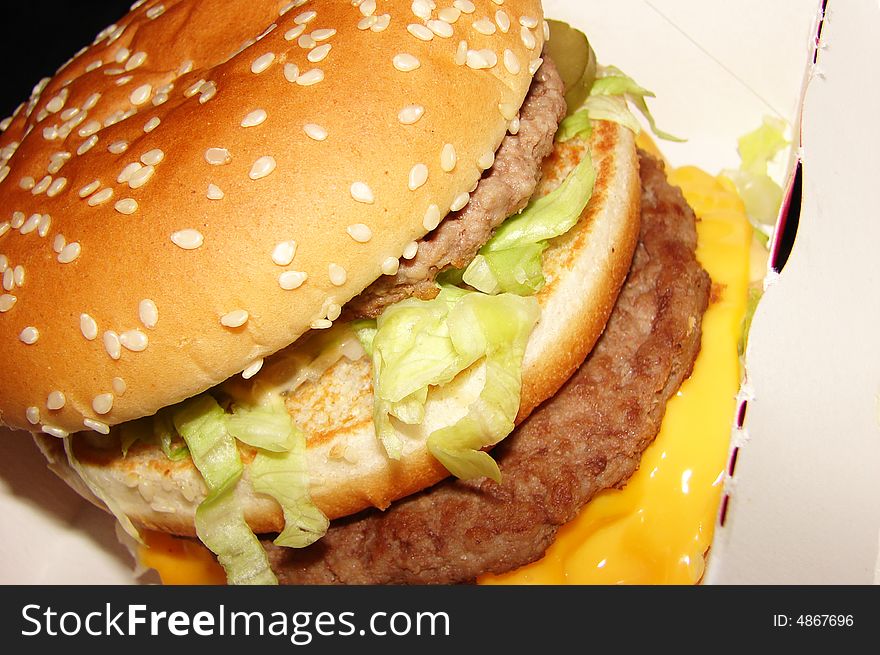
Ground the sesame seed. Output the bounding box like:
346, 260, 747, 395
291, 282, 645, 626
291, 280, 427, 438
358, 0, 376, 17
146, 4, 165, 20
284, 24, 306, 41
350, 182, 374, 204
298, 34, 316, 49
466, 49, 497, 69
303, 123, 327, 141
32, 176, 53, 195
139, 299, 158, 328
0, 223, 8, 238
294, 9, 317, 23
171, 229, 204, 250
0, 166, 8, 183
129, 83, 152, 105
381, 256, 400, 276
108, 140, 129, 154
53, 234, 66, 253
140, 148, 164, 166
402, 241, 419, 260
423, 204, 442, 230
38, 215, 51, 238
12, 265, 24, 287
117, 162, 143, 184
398, 104, 425, 125
20, 326, 39, 345
85, 60, 102, 72
251, 52, 276, 74
79, 180, 101, 198
80, 313, 98, 340
205, 148, 231, 165
272, 240, 298, 266
112, 377, 127, 396
543, 20, 550, 40
241, 109, 267, 127
44, 177, 66, 199
83, 418, 110, 434
412, 0, 432, 20
198, 81, 217, 104
311, 319, 332, 330
308, 43, 331, 62
498, 102, 518, 120
427, 20, 454, 37
520, 15, 539, 28
393, 53, 420, 72
126, 51, 147, 71
92, 393, 114, 415
503, 49, 520, 74
357, 16, 377, 30
454, 0, 475, 13
185, 79, 205, 97
143, 116, 160, 133
529, 57, 543, 75
495, 10, 511, 33
114, 47, 130, 64
77, 135, 99, 155
329, 264, 347, 286
473, 18, 496, 35
83, 92, 102, 110
312, 28, 336, 41
41, 425, 68, 438
242, 359, 264, 380
249, 156, 276, 180
120, 329, 148, 351
520, 25, 536, 49
128, 165, 154, 189
450, 192, 470, 211
455, 40, 468, 65
346, 224, 373, 243
0, 254, 7, 271
439, 7, 461, 22
283, 63, 300, 83
478, 151, 495, 170
27, 407, 40, 425
407, 24, 434, 41
103, 331, 122, 359
47, 391, 66, 410
11, 211, 25, 228
2, 269, 12, 291
278, 270, 307, 290
0, 294, 16, 312
19, 176, 35, 190
178, 60, 194, 76
207, 183, 224, 200
20, 214, 41, 235
440, 143, 457, 171
296, 69, 324, 86
408, 163, 429, 191
115, 198, 138, 214
58, 242, 81, 263
220, 310, 249, 328
371, 14, 391, 32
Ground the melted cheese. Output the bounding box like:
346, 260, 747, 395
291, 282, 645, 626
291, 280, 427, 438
480, 161, 752, 585
138, 151, 751, 587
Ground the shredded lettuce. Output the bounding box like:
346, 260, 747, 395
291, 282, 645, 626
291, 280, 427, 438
351, 319, 378, 357
462, 149, 596, 295
722, 116, 789, 230
227, 398, 298, 452
173, 395, 277, 585
557, 109, 593, 143
63, 437, 143, 544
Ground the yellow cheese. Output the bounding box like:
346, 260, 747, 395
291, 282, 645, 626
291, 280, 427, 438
481, 164, 752, 584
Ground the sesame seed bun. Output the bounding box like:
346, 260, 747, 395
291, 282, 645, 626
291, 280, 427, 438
0, 0, 546, 436
33, 119, 641, 535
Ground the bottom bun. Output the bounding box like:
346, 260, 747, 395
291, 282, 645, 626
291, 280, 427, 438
35, 120, 641, 537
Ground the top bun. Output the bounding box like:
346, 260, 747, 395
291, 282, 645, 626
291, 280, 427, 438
0, 0, 546, 435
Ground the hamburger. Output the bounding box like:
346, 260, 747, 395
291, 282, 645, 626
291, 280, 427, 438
0, 0, 715, 584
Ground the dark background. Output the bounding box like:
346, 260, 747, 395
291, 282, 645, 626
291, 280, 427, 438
1, 2, 135, 120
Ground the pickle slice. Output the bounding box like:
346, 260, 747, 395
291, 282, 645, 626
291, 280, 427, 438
545, 19, 597, 115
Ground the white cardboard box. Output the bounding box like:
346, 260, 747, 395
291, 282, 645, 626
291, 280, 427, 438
3, 0, 873, 584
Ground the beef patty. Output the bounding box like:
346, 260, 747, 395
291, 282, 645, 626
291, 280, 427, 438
266, 152, 712, 584
346, 56, 567, 319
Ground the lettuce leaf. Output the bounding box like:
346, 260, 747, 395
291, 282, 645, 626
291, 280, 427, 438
462, 149, 596, 295
173, 395, 277, 585
370, 287, 539, 480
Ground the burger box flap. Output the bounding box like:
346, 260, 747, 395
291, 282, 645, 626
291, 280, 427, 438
0, 0, 847, 584
703, 0, 880, 585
